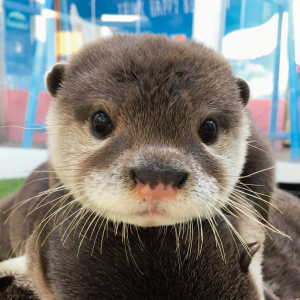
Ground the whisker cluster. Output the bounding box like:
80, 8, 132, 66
1, 161, 290, 267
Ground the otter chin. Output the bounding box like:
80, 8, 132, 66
45, 34, 273, 228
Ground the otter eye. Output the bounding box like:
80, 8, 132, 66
91, 112, 113, 138
198, 120, 217, 145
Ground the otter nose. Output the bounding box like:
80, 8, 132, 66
131, 166, 188, 198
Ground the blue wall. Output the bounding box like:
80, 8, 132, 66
3, 0, 283, 98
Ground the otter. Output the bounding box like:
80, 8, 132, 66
0, 34, 285, 299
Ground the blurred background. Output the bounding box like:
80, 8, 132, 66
0, 0, 299, 198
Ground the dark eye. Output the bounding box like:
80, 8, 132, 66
198, 120, 217, 145
91, 112, 113, 138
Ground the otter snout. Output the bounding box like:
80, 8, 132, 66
131, 164, 188, 199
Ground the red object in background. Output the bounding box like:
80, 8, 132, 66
247, 99, 286, 134
171, 34, 188, 42
4, 89, 285, 145
5, 89, 52, 143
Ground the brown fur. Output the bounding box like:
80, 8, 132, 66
0, 280, 38, 300
263, 189, 300, 300
0, 162, 50, 261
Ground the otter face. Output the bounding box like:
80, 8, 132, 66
46, 34, 250, 227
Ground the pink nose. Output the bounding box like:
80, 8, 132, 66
136, 178, 177, 199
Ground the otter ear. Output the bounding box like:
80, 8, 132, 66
45, 63, 66, 97
240, 242, 260, 272
236, 77, 250, 107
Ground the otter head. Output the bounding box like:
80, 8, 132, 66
46, 35, 252, 227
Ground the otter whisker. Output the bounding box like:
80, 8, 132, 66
57, 199, 77, 225
191, 205, 203, 259
31, 195, 83, 247
33, 198, 77, 245
27, 192, 67, 218
89, 215, 102, 242
61, 207, 86, 245
223, 195, 290, 238
91, 213, 107, 256
229, 191, 272, 223
229, 191, 281, 240
247, 142, 269, 155
227, 195, 273, 240
222, 193, 275, 247
58, 201, 77, 238
234, 187, 283, 214
201, 199, 226, 261
29, 182, 63, 213
41, 207, 83, 248
77, 210, 97, 257
220, 204, 240, 219
186, 220, 193, 260
3, 185, 66, 225
3, 194, 39, 214
21, 173, 99, 190
237, 166, 276, 179
37, 192, 75, 226
124, 224, 143, 274
72, 205, 94, 238
158, 226, 168, 253
100, 217, 110, 255
78, 208, 95, 238
122, 223, 130, 265
224, 217, 241, 258
227, 193, 269, 221
4, 181, 77, 220
3, 192, 47, 224
216, 209, 251, 256
134, 225, 145, 250
236, 181, 286, 205
173, 225, 183, 268
237, 183, 265, 187
231, 189, 272, 219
